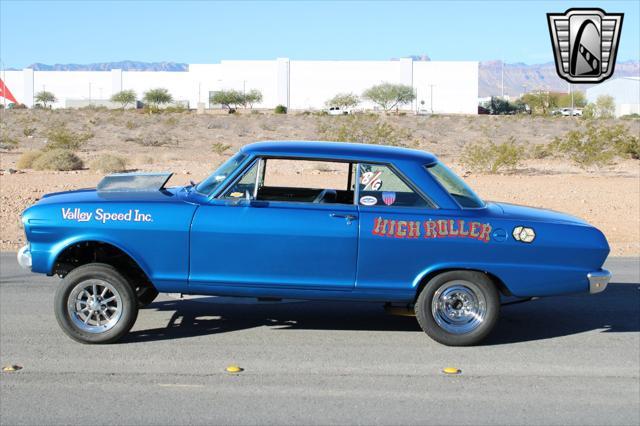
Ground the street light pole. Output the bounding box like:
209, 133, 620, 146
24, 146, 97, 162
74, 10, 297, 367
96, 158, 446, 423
501, 60, 504, 98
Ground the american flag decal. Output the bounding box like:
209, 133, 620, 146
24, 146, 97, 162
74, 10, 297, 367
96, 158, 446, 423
382, 192, 396, 206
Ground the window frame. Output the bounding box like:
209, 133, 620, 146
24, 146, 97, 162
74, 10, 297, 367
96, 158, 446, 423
216, 155, 357, 206
213, 155, 438, 209
355, 162, 438, 209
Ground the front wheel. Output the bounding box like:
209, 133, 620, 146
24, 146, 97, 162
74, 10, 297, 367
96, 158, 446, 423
415, 271, 500, 346
54, 263, 138, 344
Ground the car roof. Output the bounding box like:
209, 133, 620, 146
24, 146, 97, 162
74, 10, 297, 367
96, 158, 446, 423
242, 140, 438, 164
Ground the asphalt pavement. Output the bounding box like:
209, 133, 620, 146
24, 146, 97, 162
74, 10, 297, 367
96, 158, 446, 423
1, 253, 638, 425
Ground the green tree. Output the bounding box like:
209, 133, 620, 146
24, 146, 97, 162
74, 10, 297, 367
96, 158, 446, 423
595, 95, 616, 118
35, 90, 56, 108
519, 92, 560, 115
243, 89, 263, 108
557, 91, 587, 108
362, 83, 415, 112
326, 92, 360, 109
110, 90, 137, 109
489, 97, 517, 115
583, 95, 617, 119
143, 88, 173, 111
210, 89, 245, 111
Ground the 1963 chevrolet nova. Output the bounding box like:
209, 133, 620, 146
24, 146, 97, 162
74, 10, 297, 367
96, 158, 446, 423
18, 141, 611, 345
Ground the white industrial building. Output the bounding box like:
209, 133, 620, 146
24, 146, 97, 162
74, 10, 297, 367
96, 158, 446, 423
586, 77, 640, 117
1, 58, 478, 114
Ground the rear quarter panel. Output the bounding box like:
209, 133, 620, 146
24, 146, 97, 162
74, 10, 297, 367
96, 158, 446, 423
357, 205, 609, 298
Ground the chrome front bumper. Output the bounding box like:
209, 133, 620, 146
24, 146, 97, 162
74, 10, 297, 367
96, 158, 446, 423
17, 244, 32, 269
588, 269, 611, 294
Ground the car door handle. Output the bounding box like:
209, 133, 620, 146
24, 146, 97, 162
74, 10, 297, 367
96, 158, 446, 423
330, 213, 357, 224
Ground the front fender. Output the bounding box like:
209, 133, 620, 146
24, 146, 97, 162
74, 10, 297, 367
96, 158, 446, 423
34, 234, 152, 280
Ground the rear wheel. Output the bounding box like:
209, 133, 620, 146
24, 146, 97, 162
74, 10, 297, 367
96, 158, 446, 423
415, 271, 499, 346
54, 263, 138, 344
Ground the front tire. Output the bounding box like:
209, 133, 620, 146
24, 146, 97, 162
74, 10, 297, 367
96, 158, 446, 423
415, 271, 500, 346
54, 263, 138, 344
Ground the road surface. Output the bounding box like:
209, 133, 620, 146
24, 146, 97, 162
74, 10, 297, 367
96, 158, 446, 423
1, 253, 638, 425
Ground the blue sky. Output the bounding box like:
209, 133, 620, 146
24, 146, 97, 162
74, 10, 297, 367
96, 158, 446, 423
1, 0, 638, 68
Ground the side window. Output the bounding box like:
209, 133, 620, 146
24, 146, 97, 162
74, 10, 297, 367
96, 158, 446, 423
358, 164, 431, 208
260, 159, 354, 204
222, 160, 260, 199
221, 158, 356, 205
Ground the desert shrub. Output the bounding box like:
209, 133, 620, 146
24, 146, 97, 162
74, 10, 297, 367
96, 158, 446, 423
125, 120, 137, 130
163, 105, 187, 113
614, 134, 640, 160
552, 123, 636, 168
164, 116, 179, 126
127, 135, 178, 147
23, 127, 36, 137
274, 105, 287, 114
461, 137, 525, 173
211, 142, 231, 154
530, 143, 554, 159
44, 125, 93, 150
32, 149, 84, 171
620, 113, 640, 120
17, 150, 44, 169
90, 154, 128, 172
316, 115, 412, 146
0, 131, 19, 149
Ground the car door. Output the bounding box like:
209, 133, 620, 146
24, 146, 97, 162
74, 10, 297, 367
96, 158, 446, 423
355, 162, 439, 292
189, 157, 359, 290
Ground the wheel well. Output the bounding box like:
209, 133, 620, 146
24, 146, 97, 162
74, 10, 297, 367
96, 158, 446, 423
53, 241, 154, 290
414, 268, 512, 301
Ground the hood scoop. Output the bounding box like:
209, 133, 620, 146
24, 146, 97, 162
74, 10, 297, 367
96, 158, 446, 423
97, 172, 173, 193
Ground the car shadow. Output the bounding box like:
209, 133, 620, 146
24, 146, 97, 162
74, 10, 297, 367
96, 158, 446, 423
122, 283, 640, 345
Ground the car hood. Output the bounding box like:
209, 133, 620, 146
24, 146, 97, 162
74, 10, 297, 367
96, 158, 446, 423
494, 202, 588, 226
35, 186, 190, 206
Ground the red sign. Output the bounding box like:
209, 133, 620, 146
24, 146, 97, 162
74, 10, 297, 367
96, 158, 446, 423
0, 79, 18, 104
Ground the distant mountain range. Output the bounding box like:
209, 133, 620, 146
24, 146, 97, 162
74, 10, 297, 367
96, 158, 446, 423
478, 60, 640, 97
16, 61, 188, 72
7, 59, 640, 97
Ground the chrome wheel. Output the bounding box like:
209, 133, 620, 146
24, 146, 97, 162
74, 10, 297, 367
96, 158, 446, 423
431, 280, 487, 334
67, 279, 123, 333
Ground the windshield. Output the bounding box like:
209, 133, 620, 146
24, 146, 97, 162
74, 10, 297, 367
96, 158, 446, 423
426, 163, 484, 208
195, 152, 248, 195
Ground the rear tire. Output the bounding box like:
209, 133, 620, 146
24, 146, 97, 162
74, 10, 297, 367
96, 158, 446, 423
415, 271, 499, 346
54, 263, 138, 344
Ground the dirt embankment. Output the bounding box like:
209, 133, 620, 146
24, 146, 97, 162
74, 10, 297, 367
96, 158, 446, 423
1, 110, 638, 255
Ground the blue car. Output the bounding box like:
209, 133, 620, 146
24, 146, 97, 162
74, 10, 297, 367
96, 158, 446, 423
18, 141, 611, 346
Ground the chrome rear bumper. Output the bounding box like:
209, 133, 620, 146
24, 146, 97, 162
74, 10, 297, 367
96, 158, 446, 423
588, 270, 611, 294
